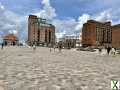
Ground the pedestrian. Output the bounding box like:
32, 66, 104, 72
49, 43, 52, 52
53, 44, 56, 52
107, 47, 111, 55
114, 48, 117, 52
112, 47, 116, 55
58, 42, 62, 52
33, 44, 36, 51
1, 43, 4, 50
98, 47, 102, 54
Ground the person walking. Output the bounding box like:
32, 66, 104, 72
53, 44, 56, 52
107, 47, 111, 55
33, 44, 36, 51
58, 42, 62, 53
98, 47, 102, 54
1, 43, 4, 50
112, 47, 116, 55
49, 43, 52, 52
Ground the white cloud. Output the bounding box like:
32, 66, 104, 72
0, 2, 4, 10
52, 18, 78, 37
51, 14, 90, 41
9, 30, 18, 35
34, 0, 56, 19
95, 9, 112, 22
75, 14, 90, 31
56, 31, 66, 39
0, 2, 27, 40
41, 0, 50, 5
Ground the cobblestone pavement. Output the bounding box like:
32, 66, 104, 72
0, 46, 120, 90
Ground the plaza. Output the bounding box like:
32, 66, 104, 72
0, 46, 120, 90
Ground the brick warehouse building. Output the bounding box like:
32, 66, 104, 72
82, 20, 112, 47
112, 24, 120, 48
28, 15, 55, 46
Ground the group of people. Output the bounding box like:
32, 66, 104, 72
32, 42, 63, 53
49, 42, 63, 52
98, 46, 116, 55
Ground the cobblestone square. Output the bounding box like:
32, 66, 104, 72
0, 46, 120, 90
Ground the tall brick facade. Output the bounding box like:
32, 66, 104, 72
112, 24, 120, 48
28, 15, 55, 46
82, 20, 112, 47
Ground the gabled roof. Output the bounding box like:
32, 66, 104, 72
4, 34, 18, 41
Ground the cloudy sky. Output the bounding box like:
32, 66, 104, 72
0, 0, 120, 40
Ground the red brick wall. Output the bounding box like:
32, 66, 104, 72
112, 25, 120, 48
82, 21, 96, 46
82, 20, 112, 47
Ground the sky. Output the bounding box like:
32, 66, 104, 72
0, 0, 120, 41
